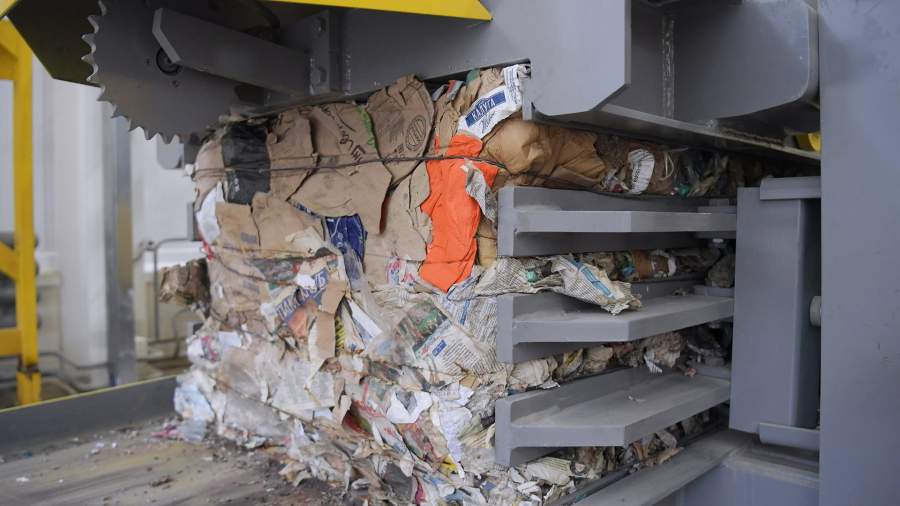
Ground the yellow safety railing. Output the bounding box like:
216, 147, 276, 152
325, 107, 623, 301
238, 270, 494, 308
0, 19, 39, 405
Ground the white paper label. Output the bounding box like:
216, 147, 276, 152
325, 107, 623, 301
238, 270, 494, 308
457, 64, 528, 139
196, 183, 224, 243
627, 149, 656, 195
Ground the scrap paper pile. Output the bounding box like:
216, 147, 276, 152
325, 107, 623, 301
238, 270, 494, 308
170, 65, 760, 505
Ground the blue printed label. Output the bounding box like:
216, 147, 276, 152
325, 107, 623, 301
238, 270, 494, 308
464, 91, 507, 127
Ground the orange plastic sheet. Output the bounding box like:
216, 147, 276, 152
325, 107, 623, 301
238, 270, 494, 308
419, 135, 498, 291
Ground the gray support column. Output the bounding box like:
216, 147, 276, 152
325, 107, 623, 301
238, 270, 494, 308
819, 4, 900, 505
101, 108, 136, 385
730, 186, 820, 434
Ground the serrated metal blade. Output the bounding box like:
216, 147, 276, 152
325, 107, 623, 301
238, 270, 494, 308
81, 0, 239, 141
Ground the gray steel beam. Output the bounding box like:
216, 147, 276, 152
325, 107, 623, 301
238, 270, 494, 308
818, 4, 900, 506
153, 8, 308, 96
0, 376, 176, 453
730, 186, 820, 434
9, 0, 822, 160
498, 292, 733, 363
495, 368, 730, 466
758, 422, 819, 453
332, 0, 818, 140
759, 176, 821, 201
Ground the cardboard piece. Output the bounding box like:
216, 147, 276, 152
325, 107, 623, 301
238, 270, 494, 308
482, 118, 610, 190
364, 163, 431, 286
310, 279, 349, 364
367, 76, 434, 183
159, 258, 209, 307
292, 104, 392, 232
475, 217, 497, 268
267, 109, 317, 199
251, 192, 323, 252
214, 202, 259, 252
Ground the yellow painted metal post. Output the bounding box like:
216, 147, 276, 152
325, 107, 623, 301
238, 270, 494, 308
0, 20, 39, 404
269, 0, 492, 20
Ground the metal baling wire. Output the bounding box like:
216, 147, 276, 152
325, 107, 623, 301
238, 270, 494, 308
191, 154, 509, 179
191, 152, 681, 200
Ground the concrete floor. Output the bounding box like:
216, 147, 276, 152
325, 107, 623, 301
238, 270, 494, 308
0, 418, 343, 505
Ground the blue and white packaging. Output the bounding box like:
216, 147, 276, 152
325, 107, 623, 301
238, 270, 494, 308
457, 64, 529, 139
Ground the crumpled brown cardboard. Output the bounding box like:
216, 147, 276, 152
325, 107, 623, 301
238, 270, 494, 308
250, 192, 323, 252
366, 76, 434, 183
214, 202, 259, 252
159, 258, 209, 308
483, 117, 610, 190
475, 218, 497, 268
363, 162, 431, 287
266, 109, 317, 199
291, 104, 391, 232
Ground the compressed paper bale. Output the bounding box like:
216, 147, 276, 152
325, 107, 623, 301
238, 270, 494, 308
173, 67, 730, 506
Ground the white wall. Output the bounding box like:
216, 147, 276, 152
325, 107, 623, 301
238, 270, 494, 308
0, 59, 200, 388
130, 129, 203, 341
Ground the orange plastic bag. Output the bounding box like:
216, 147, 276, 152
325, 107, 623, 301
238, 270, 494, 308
419, 135, 498, 291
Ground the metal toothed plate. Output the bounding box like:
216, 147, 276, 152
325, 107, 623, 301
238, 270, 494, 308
81, 0, 240, 142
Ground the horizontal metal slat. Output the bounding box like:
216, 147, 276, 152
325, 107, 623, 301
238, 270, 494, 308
498, 187, 733, 256
513, 210, 736, 234
495, 368, 731, 467
497, 292, 734, 363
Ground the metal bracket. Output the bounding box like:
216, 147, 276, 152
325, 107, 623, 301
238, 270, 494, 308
283, 10, 343, 96
152, 8, 308, 96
